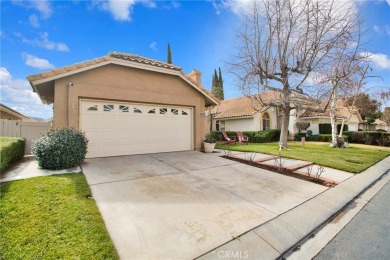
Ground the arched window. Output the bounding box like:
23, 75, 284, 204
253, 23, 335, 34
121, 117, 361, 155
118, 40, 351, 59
262, 113, 270, 130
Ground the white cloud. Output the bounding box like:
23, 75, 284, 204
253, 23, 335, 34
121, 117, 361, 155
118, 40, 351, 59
149, 41, 157, 51
362, 52, 390, 70
29, 14, 40, 28
387, 0, 390, 7
372, 25, 390, 35
0, 67, 52, 118
23, 53, 55, 70
95, 0, 156, 21
12, 0, 52, 18
211, 0, 252, 16
15, 32, 70, 52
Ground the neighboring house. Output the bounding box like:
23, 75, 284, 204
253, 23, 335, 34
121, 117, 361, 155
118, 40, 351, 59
297, 103, 362, 134
205, 92, 281, 132
0, 103, 35, 122
205, 93, 362, 137
28, 52, 219, 158
359, 119, 390, 131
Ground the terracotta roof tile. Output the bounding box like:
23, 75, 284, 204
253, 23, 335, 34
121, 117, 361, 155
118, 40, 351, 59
300, 105, 357, 119
108, 51, 182, 71
211, 92, 281, 119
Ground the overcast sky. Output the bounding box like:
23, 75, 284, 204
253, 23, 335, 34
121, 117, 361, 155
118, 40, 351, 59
1, 0, 390, 119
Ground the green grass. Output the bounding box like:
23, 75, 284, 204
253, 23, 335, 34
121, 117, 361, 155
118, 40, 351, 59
0, 173, 118, 259
216, 141, 390, 173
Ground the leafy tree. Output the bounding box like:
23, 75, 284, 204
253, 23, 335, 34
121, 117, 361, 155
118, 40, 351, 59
167, 43, 172, 64
347, 93, 382, 124
211, 68, 224, 100
218, 67, 224, 100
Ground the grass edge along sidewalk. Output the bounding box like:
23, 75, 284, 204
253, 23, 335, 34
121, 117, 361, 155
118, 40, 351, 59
0, 173, 119, 260
216, 141, 390, 173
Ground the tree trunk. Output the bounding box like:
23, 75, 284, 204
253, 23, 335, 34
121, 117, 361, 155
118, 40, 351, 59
209, 115, 213, 133
279, 106, 290, 148
339, 119, 346, 137
330, 92, 338, 147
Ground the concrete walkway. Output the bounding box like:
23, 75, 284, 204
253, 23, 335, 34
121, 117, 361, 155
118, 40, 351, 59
0, 155, 82, 183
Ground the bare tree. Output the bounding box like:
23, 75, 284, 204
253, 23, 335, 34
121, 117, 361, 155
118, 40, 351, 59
383, 107, 390, 127
318, 35, 371, 147
228, 0, 360, 147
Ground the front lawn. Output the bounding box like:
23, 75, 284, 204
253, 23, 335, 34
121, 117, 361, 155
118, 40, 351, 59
216, 141, 390, 173
0, 173, 118, 259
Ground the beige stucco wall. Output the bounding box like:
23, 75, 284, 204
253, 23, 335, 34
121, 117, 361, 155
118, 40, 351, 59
0, 111, 21, 120
53, 64, 206, 151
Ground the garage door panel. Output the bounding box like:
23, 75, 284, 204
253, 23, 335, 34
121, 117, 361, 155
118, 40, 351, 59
81, 100, 193, 158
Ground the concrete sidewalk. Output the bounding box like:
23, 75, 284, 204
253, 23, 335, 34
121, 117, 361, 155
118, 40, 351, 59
0, 155, 82, 183
197, 155, 390, 259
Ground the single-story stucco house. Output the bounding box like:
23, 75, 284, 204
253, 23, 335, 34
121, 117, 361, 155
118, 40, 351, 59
28, 52, 219, 158
359, 119, 389, 131
0, 103, 35, 122
205, 93, 362, 137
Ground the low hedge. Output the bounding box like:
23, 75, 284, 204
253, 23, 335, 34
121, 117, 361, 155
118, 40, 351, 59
0, 137, 25, 171
305, 134, 348, 142
343, 131, 390, 146
304, 131, 390, 146
210, 129, 281, 143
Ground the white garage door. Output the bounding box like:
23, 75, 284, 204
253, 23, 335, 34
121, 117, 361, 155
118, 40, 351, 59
80, 100, 193, 158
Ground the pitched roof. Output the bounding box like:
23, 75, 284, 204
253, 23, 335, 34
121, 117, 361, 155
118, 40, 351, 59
27, 52, 181, 82
211, 91, 281, 119
300, 99, 359, 120
0, 103, 33, 121
27, 52, 219, 106
300, 107, 353, 118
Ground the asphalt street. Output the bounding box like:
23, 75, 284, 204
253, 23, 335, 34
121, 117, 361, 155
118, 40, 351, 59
315, 179, 390, 260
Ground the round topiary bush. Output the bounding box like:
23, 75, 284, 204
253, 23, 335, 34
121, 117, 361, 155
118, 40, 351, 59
32, 128, 88, 170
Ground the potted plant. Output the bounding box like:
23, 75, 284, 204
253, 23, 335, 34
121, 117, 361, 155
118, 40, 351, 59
203, 134, 216, 153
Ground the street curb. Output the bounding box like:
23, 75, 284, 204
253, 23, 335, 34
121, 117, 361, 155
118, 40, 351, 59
276, 155, 390, 259
197, 156, 390, 260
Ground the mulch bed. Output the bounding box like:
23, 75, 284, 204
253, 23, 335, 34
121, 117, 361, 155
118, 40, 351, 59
224, 154, 336, 187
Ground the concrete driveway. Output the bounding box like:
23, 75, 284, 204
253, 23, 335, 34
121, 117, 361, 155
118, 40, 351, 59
82, 151, 327, 259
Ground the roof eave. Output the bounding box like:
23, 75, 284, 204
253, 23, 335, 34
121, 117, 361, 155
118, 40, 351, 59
215, 115, 255, 120
27, 58, 218, 106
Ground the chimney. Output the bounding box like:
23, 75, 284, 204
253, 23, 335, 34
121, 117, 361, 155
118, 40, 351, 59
188, 69, 202, 85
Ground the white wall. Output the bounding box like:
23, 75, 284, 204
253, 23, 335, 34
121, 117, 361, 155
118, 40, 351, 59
307, 123, 320, 135
224, 118, 256, 131
348, 123, 358, 131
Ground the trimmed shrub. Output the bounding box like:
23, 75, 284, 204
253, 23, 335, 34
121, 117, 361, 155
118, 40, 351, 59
306, 135, 319, 141
363, 131, 390, 146
295, 133, 307, 141
305, 134, 348, 142
343, 131, 390, 146
210, 129, 281, 143
319, 124, 332, 134
32, 128, 88, 170
0, 137, 25, 171
319, 124, 348, 134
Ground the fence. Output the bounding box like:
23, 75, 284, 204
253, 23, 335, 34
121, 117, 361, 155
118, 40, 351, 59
0, 120, 51, 154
